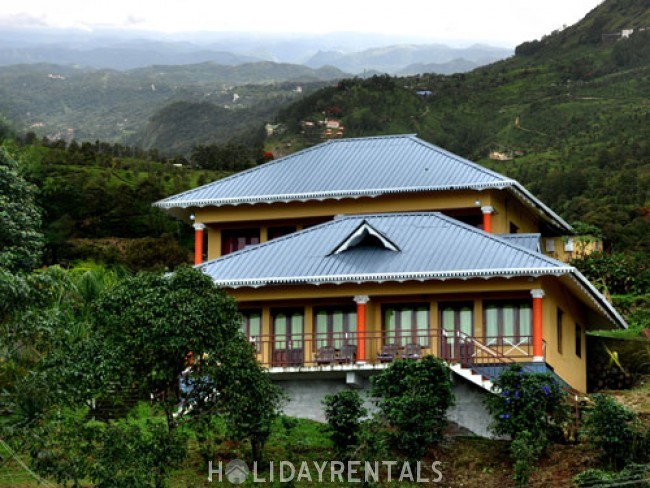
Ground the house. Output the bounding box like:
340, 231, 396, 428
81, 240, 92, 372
154, 134, 625, 435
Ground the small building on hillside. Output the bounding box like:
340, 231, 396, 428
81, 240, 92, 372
154, 134, 625, 436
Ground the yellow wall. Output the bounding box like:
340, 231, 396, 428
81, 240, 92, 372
232, 276, 592, 391
193, 188, 566, 260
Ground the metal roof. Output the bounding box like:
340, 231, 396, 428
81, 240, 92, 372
498, 233, 542, 253
154, 134, 572, 232
199, 213, 571, 287
198, 212, 624, 328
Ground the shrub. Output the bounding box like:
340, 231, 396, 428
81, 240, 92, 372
323, 390, 367, 460
485, 364, 568, 447
582, 394, 648, 469
370, 355, 454, 460
511, 431, 543, 488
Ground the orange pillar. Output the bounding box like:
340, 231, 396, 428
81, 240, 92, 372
354, 295, 369, 362
481, 205, 494, 233
194, 223, 205, 265
531, 289, 545, 361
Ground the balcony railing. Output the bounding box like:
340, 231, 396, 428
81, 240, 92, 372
247, 329, 535, 376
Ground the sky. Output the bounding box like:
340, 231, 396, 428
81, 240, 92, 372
0, 0, 605, 47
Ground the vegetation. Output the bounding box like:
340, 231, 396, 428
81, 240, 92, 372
323, 390, 367, 460
582, 393, 649, 469
370, 356, 455, 460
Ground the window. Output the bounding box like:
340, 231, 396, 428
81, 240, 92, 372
557, 309, 564, 354
575, 324, 582, 358
314, 307, 356, 349
484, 301, 532, 344
268, 226, 296, 240
221, 228, 260, 255
440, 303, 473, 360
272, 310, 304, 366
273, 310, 304, 350
384, 304, 430, 347
241, 310, 262, 352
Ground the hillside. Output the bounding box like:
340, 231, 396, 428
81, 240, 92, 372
0, 62, 343, 152
268, 0, 650, 252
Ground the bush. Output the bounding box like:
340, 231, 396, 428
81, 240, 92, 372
582, 394, 648, 469
485, 364, 568, 447
323, 390, 367, 460
573, 464, 650, 487
511, 431, 543, 488
370, 355, 454, 460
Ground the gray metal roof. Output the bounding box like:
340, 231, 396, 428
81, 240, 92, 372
198, 212, 624, 328
498, 233, 542, 253
154, 134, 572, 232
200, 212, 568, 286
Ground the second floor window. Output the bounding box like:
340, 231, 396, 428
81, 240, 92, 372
221, 228, 260, 255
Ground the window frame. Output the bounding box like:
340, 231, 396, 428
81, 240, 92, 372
240, 310, 262, 352
382, 303, 430, 347
482, 300, 532, 345
313, 306, 357, 350
221, 228, 261, 255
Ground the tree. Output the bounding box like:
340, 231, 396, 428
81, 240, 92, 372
370, 355, 454, 459
0, 146, 44, 272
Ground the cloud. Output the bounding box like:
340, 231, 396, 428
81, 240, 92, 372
0, 13, 49, 28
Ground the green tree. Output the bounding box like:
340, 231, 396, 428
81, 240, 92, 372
323, 389, 367, 460
0, 146, 44, 272
370, 355, 454, 460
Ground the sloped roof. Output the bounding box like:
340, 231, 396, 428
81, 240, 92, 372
198, 213, 624, 328
154, 134, 571, 232
498, 233, 542, 253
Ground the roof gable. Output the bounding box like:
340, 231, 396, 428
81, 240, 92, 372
330, 219, 400, 255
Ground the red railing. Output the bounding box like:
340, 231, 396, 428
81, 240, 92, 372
247, 329, 535, 374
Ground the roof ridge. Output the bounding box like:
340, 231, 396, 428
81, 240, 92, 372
410, 137, 516, 184
157, 135, 419, 204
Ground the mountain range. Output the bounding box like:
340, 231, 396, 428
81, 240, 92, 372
0, 28, 511, 74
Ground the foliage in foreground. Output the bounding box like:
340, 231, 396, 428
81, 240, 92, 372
323, 389, 367, 460
582, 393, 650, 470
485, 365, 569, 487
370, 355, 454, 460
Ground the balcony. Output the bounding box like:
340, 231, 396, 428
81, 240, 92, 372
248, 329, 535, 380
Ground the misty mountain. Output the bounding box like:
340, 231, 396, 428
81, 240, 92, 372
304, 44, 512, 74
0, 27, 512, 74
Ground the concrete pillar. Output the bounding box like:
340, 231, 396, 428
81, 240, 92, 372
193, 223, 205, 265
354, 295, 370, 362
531, 289, 545, 361
481, 206, 494, 233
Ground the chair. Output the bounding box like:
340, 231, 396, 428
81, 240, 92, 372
377, 343, 399, 363
403, 343, 422, 360
337, 344, 357, 364
314, 345, 336, 365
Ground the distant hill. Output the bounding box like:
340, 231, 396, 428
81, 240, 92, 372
397, 58, 481, 76
304, 44, 512, 74
0, 62, 344, 151
268, 0, 650, 252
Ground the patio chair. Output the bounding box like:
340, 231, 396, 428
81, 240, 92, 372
377, 343, 399, 363
403, 343, 422, 360
314, 345, 336, 365
337, 344, 357, 364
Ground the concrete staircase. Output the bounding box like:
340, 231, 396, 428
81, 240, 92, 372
448, 362, 494, 392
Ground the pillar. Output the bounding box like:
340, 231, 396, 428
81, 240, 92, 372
354, 295, 369, 362
193, 223, 205, 265
531, 289, 545, 361
481, 205, 494, 233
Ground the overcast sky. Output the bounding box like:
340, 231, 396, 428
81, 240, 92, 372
0, 0, 604, 47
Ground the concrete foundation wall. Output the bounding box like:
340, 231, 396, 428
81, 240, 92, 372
272, 370, 495, 438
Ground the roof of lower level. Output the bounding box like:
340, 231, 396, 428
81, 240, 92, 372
197, 212, 624, 328
154, 134, 572, 233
